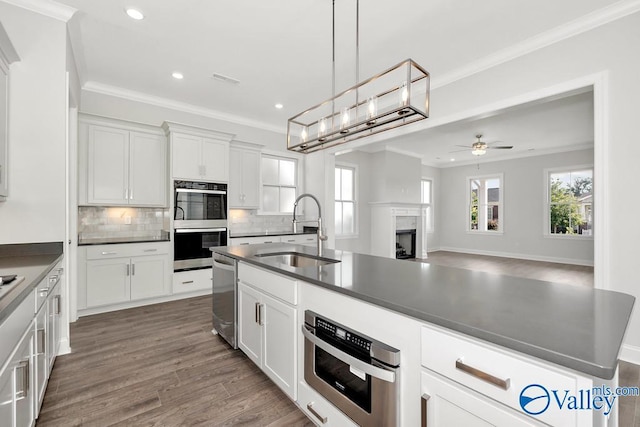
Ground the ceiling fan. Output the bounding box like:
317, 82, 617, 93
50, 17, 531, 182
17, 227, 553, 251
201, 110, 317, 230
451, 134, 514, 156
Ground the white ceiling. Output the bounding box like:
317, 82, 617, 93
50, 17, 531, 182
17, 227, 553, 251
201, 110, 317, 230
59, 0, 607, 154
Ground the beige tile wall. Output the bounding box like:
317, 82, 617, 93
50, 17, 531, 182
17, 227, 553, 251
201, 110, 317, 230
78, 206, 170, 239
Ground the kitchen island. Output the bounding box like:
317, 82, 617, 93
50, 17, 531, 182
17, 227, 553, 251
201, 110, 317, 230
213, 243, 635, 426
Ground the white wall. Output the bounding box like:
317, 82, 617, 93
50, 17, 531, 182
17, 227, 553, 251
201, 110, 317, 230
422, 164, 441, 251
0, 4, 68, 243
81, 91, 287, 152
335, 150, 373, 254
438, 149, 593, 264
370, 150, 422, 203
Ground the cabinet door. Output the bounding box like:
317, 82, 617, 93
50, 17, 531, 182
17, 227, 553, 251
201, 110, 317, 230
421, 370, 542, 427
87, 125, 129, 204
238, 282, 262, 366
47, 284, 61, 371
261, 292, 297, 400
129, 132, 166, 206
86, 258, 130, 307
240, 149, 260, 208
14, 329, 34, 427
34, 305, 47, 411
201, 138, 228, 182
130, 255, 168, 300
172, 133, 202, 180
228, 148, 243, 207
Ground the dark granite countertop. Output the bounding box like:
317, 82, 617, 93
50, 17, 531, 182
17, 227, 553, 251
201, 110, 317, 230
0, 242, 64, 324
213, 243, 635, 379
78, 231, 170, 246
229, 230, 316, 239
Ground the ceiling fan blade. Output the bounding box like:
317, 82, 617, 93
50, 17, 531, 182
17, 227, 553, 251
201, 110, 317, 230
448, 148, 470, 153
454, 144, 471, 148
489, 145, 513, 150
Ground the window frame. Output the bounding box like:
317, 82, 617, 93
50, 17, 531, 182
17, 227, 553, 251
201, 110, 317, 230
544, 165, 594, 239
259, 153, 299, 215
421, 177, 434, 233
335, 162, 358, 238
466, 173, 504, 235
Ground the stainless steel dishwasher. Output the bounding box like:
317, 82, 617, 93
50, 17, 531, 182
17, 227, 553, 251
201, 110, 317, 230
212, 252, 238, 349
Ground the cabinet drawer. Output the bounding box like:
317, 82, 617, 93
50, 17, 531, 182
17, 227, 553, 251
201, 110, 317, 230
297, 380, 358, 427
172, 268, 212, 294
421, 325, 583, 426
230, 236, 282, 245
86, 242, 169, 260
281, 234, 317, 245
238, 263, 297, 305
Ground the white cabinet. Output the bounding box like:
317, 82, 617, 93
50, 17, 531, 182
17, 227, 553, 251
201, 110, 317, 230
163, 122, 233, 182
229, 145, 261, 208
421, 370, 543, 427
81, 243, 170, 310
172, 268, 212, 294
13, 327, 34, 427
229, 236, 282, 246
0, 23, 19, 200
237, 263, 297, 400
298, 380, 358, 427
80, 118, 167, 207
281, 234, 317, 247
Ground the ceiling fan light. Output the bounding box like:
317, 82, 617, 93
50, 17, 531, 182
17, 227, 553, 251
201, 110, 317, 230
472, 147, 486, 156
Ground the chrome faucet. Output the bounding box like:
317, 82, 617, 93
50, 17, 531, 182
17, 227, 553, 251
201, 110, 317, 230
292, 193, 328, 256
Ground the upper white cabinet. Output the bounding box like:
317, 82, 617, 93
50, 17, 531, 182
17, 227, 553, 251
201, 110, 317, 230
163, 122, 233, 183
79, 115, 167, 207
229, 142, 262, 208
0, 22, 20, 200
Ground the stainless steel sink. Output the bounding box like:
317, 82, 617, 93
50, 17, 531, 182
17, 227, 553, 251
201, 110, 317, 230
254, 251, 340, 268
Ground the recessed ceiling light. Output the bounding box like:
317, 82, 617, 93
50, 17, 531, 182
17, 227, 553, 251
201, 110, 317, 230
172, 72, 184, 80
450, 158, 455, 162
125, 8, 144, 20
275, 103, 284, 109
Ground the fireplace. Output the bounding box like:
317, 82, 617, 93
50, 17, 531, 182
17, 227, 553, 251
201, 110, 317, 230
395, 229, 416, 259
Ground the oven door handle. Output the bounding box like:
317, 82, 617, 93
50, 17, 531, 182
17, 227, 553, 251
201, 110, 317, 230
175, 228, 227, 233
176, 188, 226, 195
302, 325, 396, 383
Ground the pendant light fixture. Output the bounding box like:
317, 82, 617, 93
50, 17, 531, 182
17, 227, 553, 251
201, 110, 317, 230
287, 0, 430, 153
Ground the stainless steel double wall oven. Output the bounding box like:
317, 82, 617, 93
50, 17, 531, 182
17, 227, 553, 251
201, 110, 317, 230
173, 180, 228, 271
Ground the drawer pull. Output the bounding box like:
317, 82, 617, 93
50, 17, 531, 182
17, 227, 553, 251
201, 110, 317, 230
264, 241, 273, 244
181, 280, 194, 284
421, 393, 430, 427
240, 243, 250, 245
101, 251, 117, 255
39, 287, 50, 295
455, 359, 510, 390
255, 302, 260, 324
306, 403, 327, 424
37, 329, 46, 355
15, 359, 29, 400
143, 249, 157, 252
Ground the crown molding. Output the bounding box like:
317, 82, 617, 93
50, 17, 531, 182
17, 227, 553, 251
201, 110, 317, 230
432, 0, 640, 89
82, 81, 286, 135
0, 22, 20, 64
161, 121, 235, 141
1, 0, 77, 22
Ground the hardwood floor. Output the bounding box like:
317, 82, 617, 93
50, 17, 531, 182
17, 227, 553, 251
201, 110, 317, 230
418, 250, 594, 287
36, 296, 313, 427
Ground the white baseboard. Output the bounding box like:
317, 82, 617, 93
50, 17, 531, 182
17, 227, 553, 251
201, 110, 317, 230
436, 246, 594, 267
57, 338, 71, 356
620, 343, 640, 366
77, 289, 211, 317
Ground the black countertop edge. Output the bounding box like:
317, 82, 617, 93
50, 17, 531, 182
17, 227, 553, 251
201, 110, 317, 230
0, 241, 63, 258
0, 242, 64, 325
213, 244, 635, 380
229, 230, 317, 239
78, 237, 171, 246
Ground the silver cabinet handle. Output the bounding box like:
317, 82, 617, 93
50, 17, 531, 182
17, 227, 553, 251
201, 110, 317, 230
37, 329, 46, 355
39, 287, 50, 295
258, 304, 264, 326
55, 267, 64, 275
126, 264, 130, 276
240, 243, 250, 245
124, 188, 128, 200
181, 280, 194, 284
306, 403, 327, 424
302, 325, 396, 383
129, 188, 133, 200
55, 295, 61, 314
421, 394, 430, 427
131, 264, 135, 276
455, 359, 510, 390
49, 275, 59, 284
255, 302, 260, 324
101, 251, 117, 255
15, 359, 29, 400
143, 249, 157, 252
263, 241, 273, 244
286, 239, 295, 243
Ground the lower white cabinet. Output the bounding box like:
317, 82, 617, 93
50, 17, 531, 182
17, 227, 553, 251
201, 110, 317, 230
237, 264, 297, 400
280, 234, 317, 247
229, 236, 282, 246
172, 268, 212, 294
297, 379, 358, 427
80, 243, 170, 310
421, 369, 543, 427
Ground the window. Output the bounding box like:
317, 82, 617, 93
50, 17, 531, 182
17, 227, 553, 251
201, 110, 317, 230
421, 179, 433, 232
547, 168, 593, 236
261, 155, 297, 213
335, 165, 356, 236
468, 175, 502, 232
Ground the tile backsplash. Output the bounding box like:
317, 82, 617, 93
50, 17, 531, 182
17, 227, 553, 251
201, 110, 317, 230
78, 206, 170, 239
229, 209, 302, 235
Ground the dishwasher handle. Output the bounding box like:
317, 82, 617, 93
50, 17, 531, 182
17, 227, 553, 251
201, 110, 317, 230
302, 325, 396, 383
213, 258, 236, 272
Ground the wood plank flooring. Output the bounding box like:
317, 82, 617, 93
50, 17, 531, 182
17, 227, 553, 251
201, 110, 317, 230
36, 296, 313, 427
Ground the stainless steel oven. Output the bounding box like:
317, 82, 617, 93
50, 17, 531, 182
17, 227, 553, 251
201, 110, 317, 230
173, 180, 228, 271
302, 310, 400, 426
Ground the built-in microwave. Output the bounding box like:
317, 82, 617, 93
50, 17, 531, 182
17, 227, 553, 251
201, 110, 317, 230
174, 180, 227, 229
